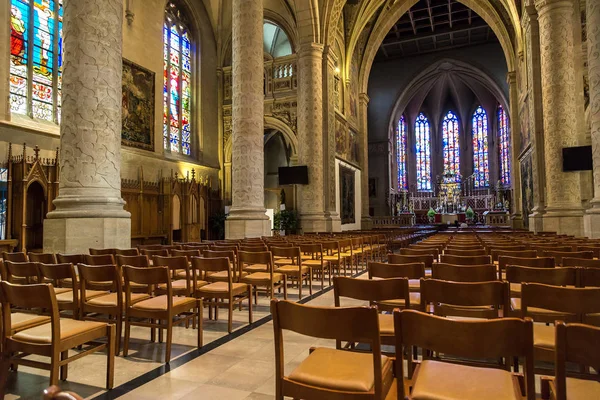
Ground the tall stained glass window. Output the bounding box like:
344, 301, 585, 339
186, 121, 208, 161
442, 111, 460, 181
164, 1, 192, 155
397, 115, 407, 191
472, 106, 489, 188
10, 0, 64, 122
498, 105, 511, 186
415, 113, 432, 191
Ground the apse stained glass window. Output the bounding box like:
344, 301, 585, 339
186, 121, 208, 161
164, 2, 192, 156
415, 113, 432, 191
472, 106, 489, 188
10, 0, 64, 122
397, 115, 408, 191
498, 105, 511, 186
442, 111, 460, 181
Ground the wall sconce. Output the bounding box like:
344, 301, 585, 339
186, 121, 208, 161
335, 66, 341, 75
126, 0, 135, 25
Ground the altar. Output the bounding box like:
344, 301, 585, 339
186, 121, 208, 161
435, 213, 466, 224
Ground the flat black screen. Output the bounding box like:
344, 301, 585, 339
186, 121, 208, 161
278, 166, 309, 185
562, 146, 592, 172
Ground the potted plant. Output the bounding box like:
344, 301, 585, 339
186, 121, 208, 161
209, 211, 228, 240
427, 208, 436, 224
465, 206, 475, 223
273, 210, 298, 236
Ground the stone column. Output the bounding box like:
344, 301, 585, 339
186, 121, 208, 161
0, 0, 11, 121
535, 0, 583, 236
322, 46, 341, 231
297, 42, 328, 233
44, 0, 130, 253
359, 93, 372, 229
507, 72, 524, 228
225, 0, 269, 239
584, 0, 600, 237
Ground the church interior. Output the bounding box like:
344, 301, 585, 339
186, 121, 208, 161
1, 0, 599, 399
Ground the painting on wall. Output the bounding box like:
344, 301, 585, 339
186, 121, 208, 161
520, 151, 534, 229
349, 129, 359, 164
122, 59, 155, 151
340, 166, 355, 225
335, 118, 347, 156
519, 99, 530, 154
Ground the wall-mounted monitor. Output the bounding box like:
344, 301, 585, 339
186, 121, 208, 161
562, 146, 592, 172
278, 166, 309, 185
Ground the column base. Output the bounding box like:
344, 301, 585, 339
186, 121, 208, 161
510, 214, 524, 229
361, 216, 373, 230
225, 209, 270, 239
299, 213, 329, 234
529, 208, 545, 233
542, 208, 584, 236
44, 217, 131, 254
326, 212, 342, 233
584, 205, 600, 238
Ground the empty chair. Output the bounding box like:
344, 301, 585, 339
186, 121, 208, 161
393, 309, 535, 400
575, 245, 600, 259
388, 253, 434, 270
440, 254, 491, 266
271, 299, 394, 399
581, 267, 600, 288
0, 282, 116, 389
239, 251, 287, 303
28, 253, 57, 264
498, 255, 555, 278
532, 245, 572, 256
445, 244, 484, 251
3, 261, 42, 284
56, 254, 86, 265
543, 250, 594, 266
563, 257, 600, 268
299, 243, 330, 289
140, 249, 169, 258
2, 252, 28, 262
272, 246, 311, 300
153, 255, 206, 296
490, 249, 537, 263
333, 276, 410, 345
202, 250, 237, 282
89, 248, 117, 256
85, 254, 116, 266
170, 249, 201, 261
400, 247, 440, 259
444, 248, 487, 257
114, 248, 140, 256
368, 261, 424, 302
432, 263, 498, 282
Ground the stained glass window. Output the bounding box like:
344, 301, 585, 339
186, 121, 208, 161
442, 111, 460, 181
164, 1, 192, 156
10, 0, 63, 122
472, 106, 489, 188
397, 115, 408, 191
415, 113, 432, 191
498, 105, 511, 186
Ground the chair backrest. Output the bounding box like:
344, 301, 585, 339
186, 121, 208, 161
499, 256, 555, 272
394, 310, 535, 400
490, 249, 537, 262
182, 244, 210, 252
152, 255, 189, 273
89, 248, 117, 256
574, 246, 600, 258
38, 263, 77, 284
521, 283, 600, 322
212, 244, 239, 253
122, 265, 169, 287
368, 261, 425, 280
581, 267, 600, 287
270, 246, 301, 263
563, 257, 600, 268
170, 249, 201, 260
298, 243, 324, 259
440, 254, 491, 266
505, 266, 578, 287
28, 253, 57, 264
554, 322, 600, 400
2, 252, 28, 262
115, 248, 140, 256
420, 279, 508, 318
388, 253, 434, 269
56, 253, 86, 265
85, 254, 115, 266
400, 247, 439, 258
140, 249, 169, 257
532, 245, 572, 256
443, 248, 486, 256
0, 282, 59, 335
4, 261, 41, 284
445, 244, 483, 251
239, 244, 268, 252
333, 276, 409, 305
543, 251, 594, 266
203, 249, 236, 263
192, 257, 231, 281
115, 254, 149, 268
432, 263, 498, 282
78, 264, 121, 294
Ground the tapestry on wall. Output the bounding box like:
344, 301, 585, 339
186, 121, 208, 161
122, 59, 155, 151
520, 151, 534, 229
340, 166, 355, 224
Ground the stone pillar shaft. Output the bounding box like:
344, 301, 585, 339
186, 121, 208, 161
359, 93, 371, 229
44, 0, 130, 252
297, 43, 327, 232
536, 0, 583, 235
507, 72, 523, 228
225, 0, 269, 239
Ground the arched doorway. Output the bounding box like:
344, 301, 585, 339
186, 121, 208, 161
264, 130, 291, 211
26, 181, 45, 251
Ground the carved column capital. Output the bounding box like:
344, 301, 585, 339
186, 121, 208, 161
298, 42, 324, 58
506, 71, 518, 85
534, 0, 573, 16
359, 92, 370, 106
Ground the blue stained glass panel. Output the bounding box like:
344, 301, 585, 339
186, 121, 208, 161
442, 111, 460, 181
415, 113, 432, 191
472, 106, 490, 188
397, 115, 407, 190
498, 105, 511, 186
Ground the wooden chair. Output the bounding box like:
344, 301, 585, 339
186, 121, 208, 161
114, 248, 140, 256
43, 385, 83, 400
400, 247, 440, 259
499, 255, 555, 278
440, 254, 492, 266
580, 267, 600, 288
4, 261, 42, 284
388, 253, 434, 270
28, 253, 57, 264
153, 255, 207, 296
321, 241, 346, 276
563, 257, 600, 268
140, 249, 169, 258
115, 255, 151, 293
56, 254, 86, 265
368, 261, 424, 304
445, 244, 484, 251
575, 245, 600, 259
272, 247, 311, 300
543, 251, 593, 267
78, 264, 150, 353
532, 245, 572, 257
89, 249, 117, 256
239, 251, 287, 303
0, 282, 115, 391
271, 299, 394, 400
432, 263, 498, 282
490, 249, 537, 263
444, 248, 487, 257
169, 250, 201, 280
122, 266, 201, 363
393, 309, 535, 400
338, 239, 355, 274
202, 250, 237, 282
239, 244, 268, 253
299, 243, 330, 289
333, 276, 410, 345
85, 254, 116, 266
2, 252, 28, 262
544, 322, 600, 400
420, 278, 509, 319
193, 257, 252, 333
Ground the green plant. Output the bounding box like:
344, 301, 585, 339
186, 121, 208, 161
274, 210, 298, 232
427, 208, 436, 218
209, 211, 228, 240
466, 206, 475, 219
280, 189, 286, 206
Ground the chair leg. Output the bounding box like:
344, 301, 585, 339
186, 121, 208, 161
248, 287, 253, 324
159, 322, 164, 343
50, 351, 60, 386
283, 277, 288, 300
0, 353, 11, 397
60, 351, 68, 381
115, 316, 122, 356
215, 299, 220, 321
106, 323, 116, 389
298, 274, 302, 300
197, 299, 203, 348
165, 319, 173, 364
228, 298, 233, 333
123, 319, 131, 357
308, 271, 313, 295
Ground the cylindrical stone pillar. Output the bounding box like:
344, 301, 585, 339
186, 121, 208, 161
225, 0, 269, 239
507, 72, 523, 228
44, 0, 130, 253
535, 0, 583, 235
359, 93, 371, 229
297, 42, 327, 233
